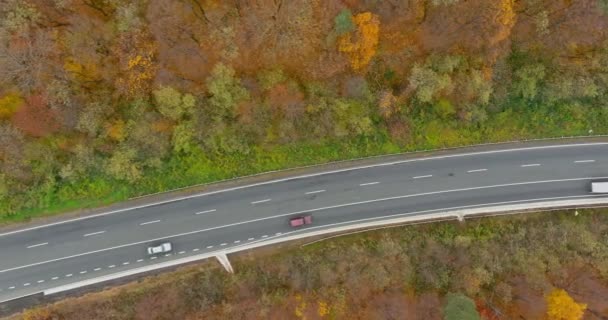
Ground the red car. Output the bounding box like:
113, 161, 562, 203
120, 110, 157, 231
290, 215, 313, 227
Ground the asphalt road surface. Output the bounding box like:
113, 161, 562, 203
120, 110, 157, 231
1, 143, 608, 303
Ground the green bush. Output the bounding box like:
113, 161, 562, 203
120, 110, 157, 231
443, 293, 480, 320
333, 9, 355, 36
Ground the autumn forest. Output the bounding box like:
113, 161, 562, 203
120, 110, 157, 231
1, 0, 608, 223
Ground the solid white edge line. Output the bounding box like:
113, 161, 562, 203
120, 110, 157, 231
26, 242, 48, 249
83, 231, 106, 237
1, 143, 607, 238
139, 220, 161, 226
413, 175, 433, 179
3, 175, 607, 274
251, 199, 271, 205
195, 209, 217, 215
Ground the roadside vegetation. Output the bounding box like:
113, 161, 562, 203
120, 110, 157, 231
15, 209, 608, 319
1, 0, 608, 223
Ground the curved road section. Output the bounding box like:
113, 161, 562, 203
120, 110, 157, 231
1, 143, 608, 303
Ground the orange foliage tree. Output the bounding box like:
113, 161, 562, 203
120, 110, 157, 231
545, 288, 587, 320
338, 12, 380, 71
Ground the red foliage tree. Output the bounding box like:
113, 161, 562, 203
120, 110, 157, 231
11, 94, 61, 137
267, 83, 305, 121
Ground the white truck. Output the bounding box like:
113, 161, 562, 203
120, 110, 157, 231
591, 181, 608, 193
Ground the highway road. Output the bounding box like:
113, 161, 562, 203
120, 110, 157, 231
1, 143, 608, 303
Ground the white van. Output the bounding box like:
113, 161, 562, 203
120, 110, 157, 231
591, 181, 608, 193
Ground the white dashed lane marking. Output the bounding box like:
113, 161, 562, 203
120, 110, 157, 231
359, 181, 380, 186
251, 199, 271, 205
206, 246, 213, 249
248, 238, 255, 241
83, 231, 106, 237
80, 271, 87, 274
220, 243, 227, 246
195, 209, 217, 215
305, 189, 326, 195
37, 280, 44, 283
521, 163, 541, 167
193, 248, 200, 252
150, 257, 157, 260
137, 259, 144, 262
261, 235, 268, 238
108, 265, 116, 268
8, 286, 15, 290
26, 242, 48, 249
234, 240, 240, 244
51, 277, 58, 280
413, 175, 433, 179
65, 274, 73, 277
23, 283, 30, 287
122, 262, 130, 265
574, 160, 595, 163
467, 169, 488, 173
139, 220, 161, 226
94, 268, 101, 271
178, 251, 186, 254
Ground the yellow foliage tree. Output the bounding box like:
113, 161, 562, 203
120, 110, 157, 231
64, 56, 101, 82
338, 12, 380, 71
114, 32, 157, 97
318, 300, 329, 317
0, 92, 24, 119
545, 288, 587, 320
294, 294, 307, 319
498, 0, 516, 26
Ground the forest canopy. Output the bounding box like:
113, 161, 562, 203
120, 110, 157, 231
0, 0, 608, 220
